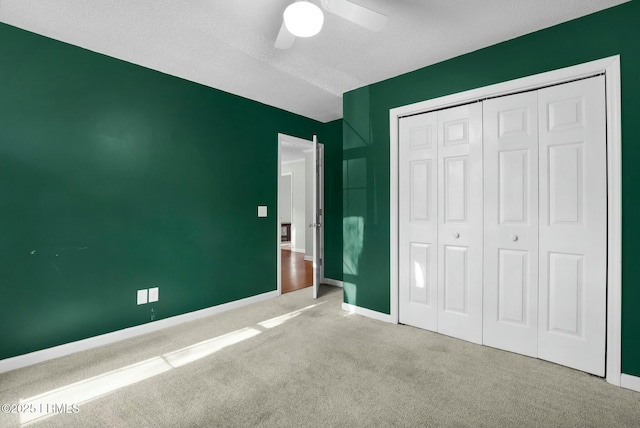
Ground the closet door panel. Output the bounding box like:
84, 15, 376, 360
399, 112, 439, 330
538, 76, 607, 376
483, 92, 539, 357
437, 103, 483, 344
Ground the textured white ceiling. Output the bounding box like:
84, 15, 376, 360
0, 0, 629, 122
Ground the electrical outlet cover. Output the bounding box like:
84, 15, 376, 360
149, 287, 159, 303
258, 205, 267, 217
137, 289, 148, 305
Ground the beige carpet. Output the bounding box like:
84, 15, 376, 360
1, 285, 639, 427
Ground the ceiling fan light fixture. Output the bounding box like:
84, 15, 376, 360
283, 1, 324, 38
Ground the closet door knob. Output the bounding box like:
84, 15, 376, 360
511, 235, 518, 241
453, 232, 460, 239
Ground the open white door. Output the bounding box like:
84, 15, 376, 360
312, 135, 324, 298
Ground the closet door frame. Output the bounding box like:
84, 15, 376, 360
389, 55, 621, 387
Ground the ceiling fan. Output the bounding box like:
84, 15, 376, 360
274, 0, 388, 49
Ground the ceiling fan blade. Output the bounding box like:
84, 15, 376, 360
274, 21, 296, 49
322, 0, 388, 32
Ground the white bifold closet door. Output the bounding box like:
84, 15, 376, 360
399, 75, 606, 376
483, 91, 539, 358
437, 104, 483, 344
399, 104, 483, 344
399, 111, 439, 331
537, 76, 607, 376
483, 76, 607, 375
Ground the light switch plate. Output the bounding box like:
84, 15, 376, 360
148, 287, 159, 303
258, 205, 267, 217
137, 289, 148, 305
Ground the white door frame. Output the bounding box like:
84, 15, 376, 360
389, 55, 622, 386
277, 133, 325, 296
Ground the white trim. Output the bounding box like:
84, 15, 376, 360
304, 255, 314, 262
342, 303, 394, 323
389, 55, 622, 386
322, 278, 344, 287
605, 56, 622, 387
0, 290, 278, 374
290, 247, 306, 254
621, 374, 640, 393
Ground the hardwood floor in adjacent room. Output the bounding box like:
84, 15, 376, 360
281, 248, 312, 294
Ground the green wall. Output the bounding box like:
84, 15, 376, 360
0, 22, 340, 360
342, 0, 640, 377
321, 119, 344, 281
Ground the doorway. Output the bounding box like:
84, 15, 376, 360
277, 133, 325, 296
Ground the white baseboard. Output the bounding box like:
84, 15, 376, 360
291, 248, 305, 254
621, 374, 640, 393
322, 278, 343, 287
304, 255, 313, 261
0, 290, 279, 374
341, 303, 395, 323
